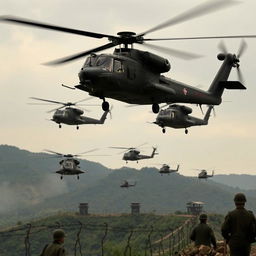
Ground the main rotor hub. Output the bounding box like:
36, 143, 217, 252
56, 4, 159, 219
117, 31, 136, 38
112, 31, 143, 46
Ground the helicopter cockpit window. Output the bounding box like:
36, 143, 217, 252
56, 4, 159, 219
114, 59, 124, 73
82, 56, 96, 68
95, 56, 112, 71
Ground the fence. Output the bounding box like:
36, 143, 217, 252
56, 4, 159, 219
0, 215, 197, 256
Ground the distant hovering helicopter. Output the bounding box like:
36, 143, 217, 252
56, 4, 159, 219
197, 169, 214, 179
159, 164, 180, 176
30, 97, 110, 129
120, 180, 136, 188
110, 143, 158, 163
153, 105, 213, 134
1, 0, 251, 113
44, 149, 99, 179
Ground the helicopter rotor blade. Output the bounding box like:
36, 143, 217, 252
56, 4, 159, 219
142, 42, 202, 60
138, 0, 238, 37
30, 97, 66, 105
74, 97, 94, 104
78, 148, 99, 155
109, 147, 131, 150
44, 42, 116, 65
44, 149, 63, 156
135, 142, 148, 149
218, 40, 228, 54
47, 105, 66, 113
237, 66, 245, 84
143, 34, 256, 42
0, 15, 117, 39
237, 39, 247, 58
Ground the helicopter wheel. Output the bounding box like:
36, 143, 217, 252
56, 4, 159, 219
76, 126, 79, 130
77, 175, 80, 180
185, 129, 188, 134
102, 101, 110, 111
59, 124, 62, 128
162, 128, 166, 134
152, 103, 160, 114
60, 176, 63, 180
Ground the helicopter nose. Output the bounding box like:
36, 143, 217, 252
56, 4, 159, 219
79, 67, 104, 83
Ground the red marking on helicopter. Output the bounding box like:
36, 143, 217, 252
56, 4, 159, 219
183, 88, 188, 95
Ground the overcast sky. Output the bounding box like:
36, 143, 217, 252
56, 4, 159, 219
0, 0, 256, 176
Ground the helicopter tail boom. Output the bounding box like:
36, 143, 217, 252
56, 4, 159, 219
208, 53, 246, 99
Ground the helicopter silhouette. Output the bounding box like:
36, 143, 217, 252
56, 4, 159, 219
29, 97, 110, 129
110, 143, 158, 163
153, 105, 213, 134
159, 164, 180, 176
120, 180, 136, 188
197, 169, 214, 179
1, 0, 251, 113
44, 149, 99, 180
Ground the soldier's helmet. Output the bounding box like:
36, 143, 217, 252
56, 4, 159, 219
53, 229, 66, 240
199, 213, 208, 220
234, 193, 247, 203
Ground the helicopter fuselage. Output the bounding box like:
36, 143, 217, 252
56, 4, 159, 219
52, 107, 108, 126
76, 48, 222, 106
57, 158, 85, 175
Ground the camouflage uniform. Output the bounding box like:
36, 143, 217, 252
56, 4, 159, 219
221, 193, 256, 256
40, 241, 66, 256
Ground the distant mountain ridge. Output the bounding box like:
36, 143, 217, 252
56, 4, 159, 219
212, 174, 256, 190
0, 144, 255, 226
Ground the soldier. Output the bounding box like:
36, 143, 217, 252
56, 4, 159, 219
221, 193, 256, 256
40, 229, 66, 256
190, 213, 217, 249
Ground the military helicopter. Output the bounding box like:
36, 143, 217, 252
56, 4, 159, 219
120, 180, 136, 188
197, 169, 214, 179
44, 149, 99, 180
29, 97, 110, 129
1, 0, 252, 113
110, 143, 158, 163
153, 105, 213, 134
159, 164, 180, 176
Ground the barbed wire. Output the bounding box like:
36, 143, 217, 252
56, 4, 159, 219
0, 216, 197, 256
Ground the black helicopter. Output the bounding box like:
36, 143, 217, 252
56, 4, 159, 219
1, 0, 252, 113
120, 180, 136, 188
44, 149, 98, 180
30, 97, 110, 129
159, 164, 180, 175
110, 143, 158, 163
153, 105, 213, 134
197, 169, 214, 179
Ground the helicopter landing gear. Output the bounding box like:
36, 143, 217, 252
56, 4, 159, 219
152, 103, 160, 114
60, 175, 63, 180
76, 126, 79, 130
185, 128, 188, 134
102, 100, 110, 111
59, 124, 62, 128
162, 128, 166, 134
137, 161, 138, 163
77, 175, 80, 180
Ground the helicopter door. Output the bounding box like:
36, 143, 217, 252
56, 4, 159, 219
127, 66, 136, 80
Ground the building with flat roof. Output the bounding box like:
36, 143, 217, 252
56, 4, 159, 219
186, 201, 204, 215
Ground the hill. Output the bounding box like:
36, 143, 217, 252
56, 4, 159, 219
0, 144, 255, 227
212, 174, 256, 190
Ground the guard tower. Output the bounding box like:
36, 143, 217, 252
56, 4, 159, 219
131, 203, 140, 215
186, 201, 204, 215
79, 203, 89, 215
